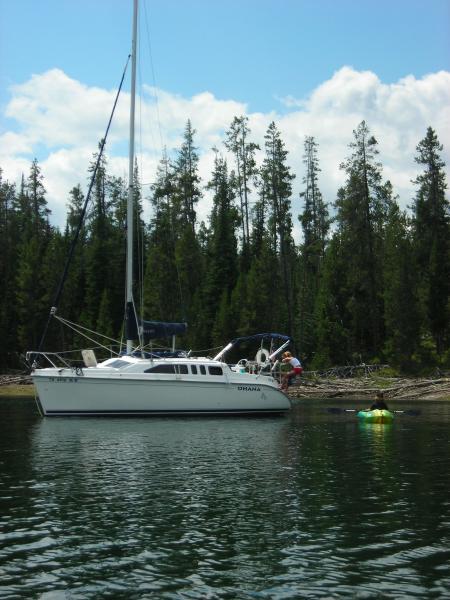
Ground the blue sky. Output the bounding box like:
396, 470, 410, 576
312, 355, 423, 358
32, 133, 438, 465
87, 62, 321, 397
2, 0, 449, 112
1, 0, 449, 227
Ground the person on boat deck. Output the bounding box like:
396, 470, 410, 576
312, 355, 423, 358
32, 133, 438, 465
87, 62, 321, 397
367, 391, 389, 411
280, 351, 302, 391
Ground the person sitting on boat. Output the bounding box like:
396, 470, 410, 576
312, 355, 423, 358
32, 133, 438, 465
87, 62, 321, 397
280, 351, 302, 391
367, 391, 389, 411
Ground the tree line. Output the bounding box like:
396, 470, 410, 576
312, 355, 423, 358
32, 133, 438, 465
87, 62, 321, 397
0, 119, 449, 373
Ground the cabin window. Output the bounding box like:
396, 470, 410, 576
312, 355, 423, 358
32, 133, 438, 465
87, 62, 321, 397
200, 365, 206, 375
108, 360, 129, 369
208, 366, 223, 376
144, 364, 176, 374
177, 365, 188, 374
191, 365, 197, 375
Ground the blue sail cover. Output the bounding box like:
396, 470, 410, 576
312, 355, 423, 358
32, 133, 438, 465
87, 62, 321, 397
141, 320, 187, 340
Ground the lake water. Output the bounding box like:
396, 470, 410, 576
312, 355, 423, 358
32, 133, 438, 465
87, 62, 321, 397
1, 397, 449, 599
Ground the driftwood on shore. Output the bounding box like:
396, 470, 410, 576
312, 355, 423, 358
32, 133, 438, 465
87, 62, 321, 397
0, 374, 32, 386
288, 374, 450, 401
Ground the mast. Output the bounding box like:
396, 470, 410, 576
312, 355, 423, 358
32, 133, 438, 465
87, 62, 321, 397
126, 0, 138, 354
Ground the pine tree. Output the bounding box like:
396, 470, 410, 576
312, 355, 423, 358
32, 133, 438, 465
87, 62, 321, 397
383, 203, 420, 369
58, 185, 88, 349
15, 160, 53, 351
102, 167, 141, 340
299, 137, 329, 256
411, 127, 450, 357
83, 146, 115, 333
144, 153, 183, 322
0, 171, 20, 366
27, 158, 50, 228
164, 123, 205, 344
39, 228, 68, 351
201, 152, 239, 346
260, 121, 296, 335
250, 176, 268, 257
224, 116, 259, 251
313, 234, 350, 367
173, 120, 201, 232
334, 121, 392, 359
298, 136, 329, 356
239, 234, 282, 334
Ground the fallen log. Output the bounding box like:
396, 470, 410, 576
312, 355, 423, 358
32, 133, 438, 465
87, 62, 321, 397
288, 375, 450, 402
0, 374, 32, 386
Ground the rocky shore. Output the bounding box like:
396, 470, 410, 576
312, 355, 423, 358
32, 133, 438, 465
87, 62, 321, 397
288, 374, 450, 402
0, 374, 34, 397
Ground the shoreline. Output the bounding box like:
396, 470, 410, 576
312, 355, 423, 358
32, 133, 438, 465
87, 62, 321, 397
0, 384, 35, 398
288, 375, 450, 402
1, 376, 449, 402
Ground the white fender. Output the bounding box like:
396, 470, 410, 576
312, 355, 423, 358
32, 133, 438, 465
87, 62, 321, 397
255, 348, 269, 365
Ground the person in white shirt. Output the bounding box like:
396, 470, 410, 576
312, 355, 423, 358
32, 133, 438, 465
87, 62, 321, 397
280, 351, 303, 391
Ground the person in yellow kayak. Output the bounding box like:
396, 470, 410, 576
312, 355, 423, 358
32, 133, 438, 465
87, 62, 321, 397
367, 391, 389, 411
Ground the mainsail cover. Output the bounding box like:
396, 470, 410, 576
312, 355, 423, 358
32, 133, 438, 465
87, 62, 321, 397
140, 320, 187, 340
125, 303, 186, 341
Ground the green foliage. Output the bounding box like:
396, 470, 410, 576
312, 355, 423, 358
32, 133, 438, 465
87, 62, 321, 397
200, 152, 239, 347
298, 136, 330, 356
312, 235, 349, 368
382, 203, 420, 370
260, 121, 297, 336
412, 127, 450, 356
331, 122, 392, 359
224, 115, 259, 248
374, 367, 401, 378
0, 121, 448, 375
173, 120, 201, 231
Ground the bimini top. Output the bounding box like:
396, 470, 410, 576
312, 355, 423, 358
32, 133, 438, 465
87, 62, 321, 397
231, 333, 292, 345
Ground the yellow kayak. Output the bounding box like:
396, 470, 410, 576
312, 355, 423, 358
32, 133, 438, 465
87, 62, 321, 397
357, 409, 394, 423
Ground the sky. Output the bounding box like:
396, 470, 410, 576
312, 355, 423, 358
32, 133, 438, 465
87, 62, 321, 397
1, 0, 449, 230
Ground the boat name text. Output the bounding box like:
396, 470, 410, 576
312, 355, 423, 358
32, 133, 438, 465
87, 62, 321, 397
238, 386, 261, 392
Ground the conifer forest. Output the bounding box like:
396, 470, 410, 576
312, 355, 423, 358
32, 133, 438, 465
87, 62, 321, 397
1, 119, 449, 373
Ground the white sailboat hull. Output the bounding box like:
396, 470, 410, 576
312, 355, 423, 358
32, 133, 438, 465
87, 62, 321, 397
32, 369, 291, 416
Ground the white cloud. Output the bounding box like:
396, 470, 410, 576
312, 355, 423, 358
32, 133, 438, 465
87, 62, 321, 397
0, 131, 33, 155
274, 67, 450, 220
1, 66, 449, 234
5, 69, 128, 149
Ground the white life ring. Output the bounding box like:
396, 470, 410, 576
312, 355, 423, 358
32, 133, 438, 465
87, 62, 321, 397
255, 348, 269, 365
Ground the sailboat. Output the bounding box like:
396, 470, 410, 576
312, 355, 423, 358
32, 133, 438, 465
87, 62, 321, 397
27, 0, 292, 416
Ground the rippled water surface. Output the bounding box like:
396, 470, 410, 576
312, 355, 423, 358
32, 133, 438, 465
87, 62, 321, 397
1, 397, 449, 598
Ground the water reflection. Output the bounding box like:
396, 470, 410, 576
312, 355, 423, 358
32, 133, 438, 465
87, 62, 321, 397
0, 400, 449, 597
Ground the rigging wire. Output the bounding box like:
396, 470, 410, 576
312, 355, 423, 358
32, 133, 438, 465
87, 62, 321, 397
32, 55, 131, 366
136, 2, 189, 327
142, 0, 165, 153
54, 316, 122, 357
55, 316, 122, 346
